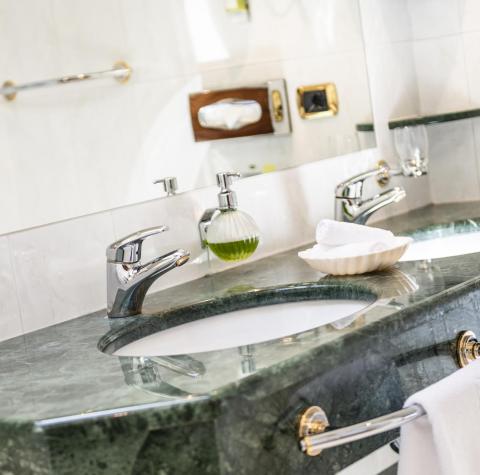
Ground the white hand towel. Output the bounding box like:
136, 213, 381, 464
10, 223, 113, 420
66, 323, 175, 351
398, 359, 480, 475
315, 219, 394, 246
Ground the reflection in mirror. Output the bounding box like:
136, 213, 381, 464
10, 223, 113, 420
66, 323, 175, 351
0, 0, 375, 234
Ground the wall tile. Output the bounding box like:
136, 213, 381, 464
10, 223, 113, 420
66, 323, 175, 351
171, 0, 365, 74
0, 237, 23, 341
0, 88, 79, 233
52, 0, 128, 74
470, 117, 480, 196
413, 35, 469, 114
407, 0, 460, 40
9, 212, 116, 333
458, 0, 480, 33
0, 0, 60, 81
119, 0, 195, 83
428, 120, 480, 203
362, 41, 420, 161
360, 0, 412, 45
462, 31, 480, 106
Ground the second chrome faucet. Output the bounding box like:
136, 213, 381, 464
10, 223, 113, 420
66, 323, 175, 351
335, 161, 408, 225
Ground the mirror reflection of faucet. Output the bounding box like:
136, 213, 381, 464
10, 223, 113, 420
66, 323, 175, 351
335, 161, 406, 225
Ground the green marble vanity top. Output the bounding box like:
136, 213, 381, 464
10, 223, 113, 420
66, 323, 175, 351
2, 202, 480, 431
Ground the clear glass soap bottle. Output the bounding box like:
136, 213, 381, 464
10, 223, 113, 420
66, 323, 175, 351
201, 172, 260, 262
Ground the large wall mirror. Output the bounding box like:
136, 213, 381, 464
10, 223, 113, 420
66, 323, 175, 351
0, 0, 375, 235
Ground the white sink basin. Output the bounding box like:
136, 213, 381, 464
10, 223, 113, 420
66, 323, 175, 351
400, 231, 480, 262
114, 299, 370, 356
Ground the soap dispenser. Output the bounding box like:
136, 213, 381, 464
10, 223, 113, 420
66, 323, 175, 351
199, 172, 260, 262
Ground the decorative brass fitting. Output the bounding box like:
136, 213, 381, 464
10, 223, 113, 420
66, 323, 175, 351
456, 330, 480, 368
376, 160, 391, 187
298, 406, 329, 456
297, 83, 338, 120
271, 89, 283, 123
2, 81, 16, 101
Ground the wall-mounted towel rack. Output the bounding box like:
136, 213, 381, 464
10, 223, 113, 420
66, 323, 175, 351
298, 404, 425, 456
298, 329, 480, 456
0, 61, 132, 101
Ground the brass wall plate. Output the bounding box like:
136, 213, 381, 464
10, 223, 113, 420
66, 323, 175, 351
271, 89, 283, 123
113, 61, 132, 84
456, 330, 480, 368
297, 83, 338, 120
298, 406, 329, 457
376, 160, 391, 187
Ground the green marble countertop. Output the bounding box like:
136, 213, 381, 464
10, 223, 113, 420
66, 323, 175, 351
2, 202, 480, 424
3, 202, 480, 473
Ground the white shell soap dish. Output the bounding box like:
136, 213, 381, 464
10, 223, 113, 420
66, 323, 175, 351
298, 236, 413, 275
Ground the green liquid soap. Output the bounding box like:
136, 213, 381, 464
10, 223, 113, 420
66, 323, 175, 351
208, 237, 259, 262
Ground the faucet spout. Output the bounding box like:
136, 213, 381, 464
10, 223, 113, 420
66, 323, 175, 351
106, 227, 190, 318
133, 249, 190, 287
108, 249, 189, 318
335, 162, 406, 224
345, 187, 406, 225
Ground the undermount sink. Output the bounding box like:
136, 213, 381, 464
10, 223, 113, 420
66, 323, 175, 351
400, 228, 480, 262
113, 298, 372, 357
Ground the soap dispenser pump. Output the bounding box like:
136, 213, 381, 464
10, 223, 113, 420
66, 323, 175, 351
199, 172, 260, 262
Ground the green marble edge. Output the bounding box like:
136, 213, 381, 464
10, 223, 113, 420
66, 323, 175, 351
356, 107, 480, 132
356, 122, 374, 132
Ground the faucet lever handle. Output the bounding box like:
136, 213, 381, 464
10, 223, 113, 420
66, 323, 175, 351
106, 226, 169, 264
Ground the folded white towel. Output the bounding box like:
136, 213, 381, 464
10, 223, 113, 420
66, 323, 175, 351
315, 219, 394, 246
398, 359, 480, 475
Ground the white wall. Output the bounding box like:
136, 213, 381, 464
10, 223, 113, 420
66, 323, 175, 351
409, 0, 480, 203
0, 0, 373, 235
360, 0, 480, 205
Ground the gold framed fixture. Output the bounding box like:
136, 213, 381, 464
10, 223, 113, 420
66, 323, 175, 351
297, 83, 338, 120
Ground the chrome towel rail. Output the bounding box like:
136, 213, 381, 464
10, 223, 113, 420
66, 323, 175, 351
298, 329, 480, 457
1, 61, 132, 101
298, 404, 425, 456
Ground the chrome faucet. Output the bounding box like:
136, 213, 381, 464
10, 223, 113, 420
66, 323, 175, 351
106, 226, 190, 318
335, 162, 406, 225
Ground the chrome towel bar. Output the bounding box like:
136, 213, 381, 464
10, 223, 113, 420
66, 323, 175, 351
1, 61, 132, 101
298, 404, 425, 456
299, 329, 480, 456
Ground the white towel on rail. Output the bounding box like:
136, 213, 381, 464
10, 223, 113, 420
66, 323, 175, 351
398, 358, 480, 475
